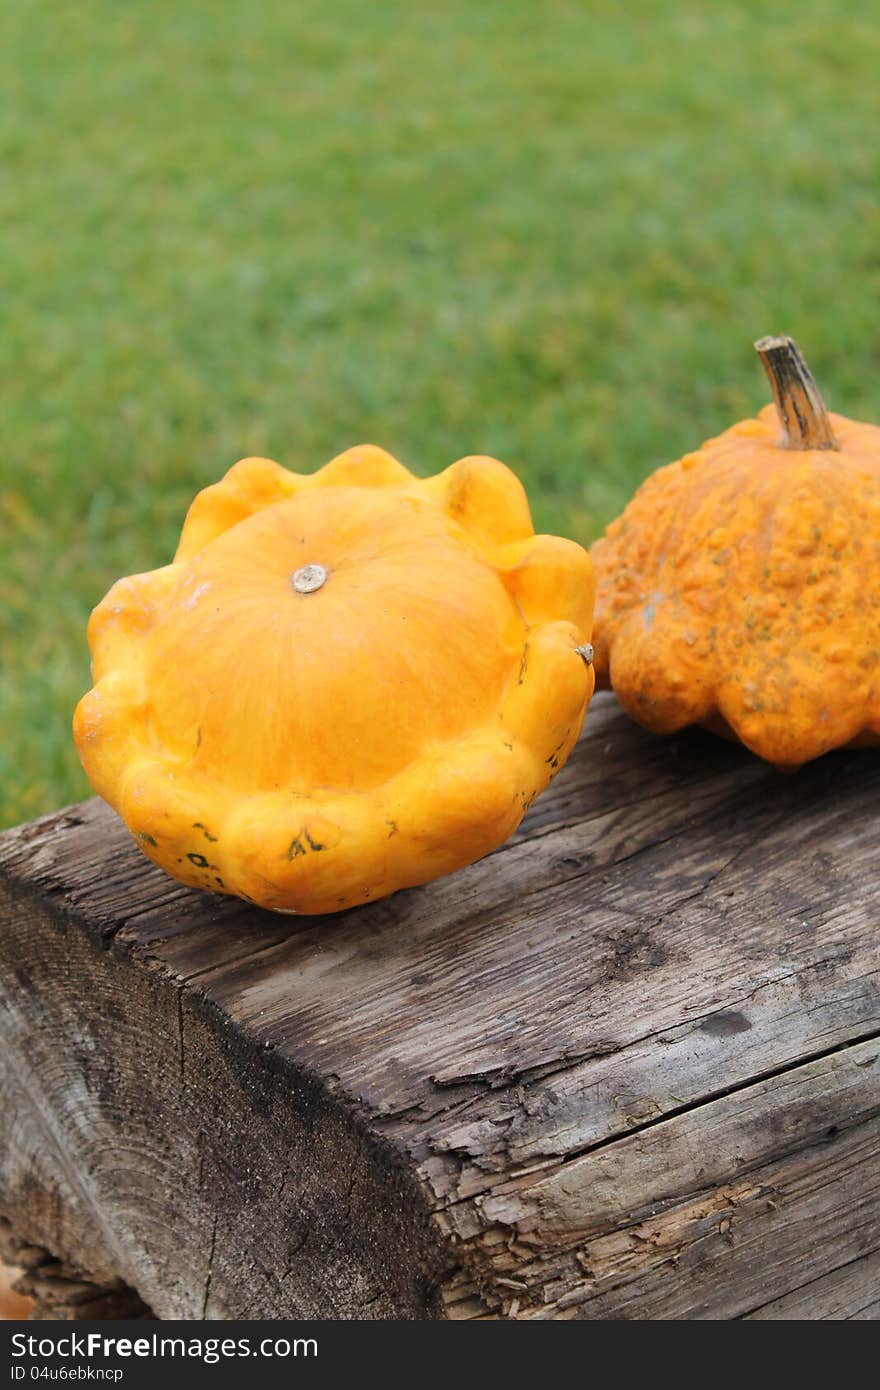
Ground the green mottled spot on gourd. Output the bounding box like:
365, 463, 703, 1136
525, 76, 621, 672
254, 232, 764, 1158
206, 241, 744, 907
187, 851, 210, 868
138, 832, 157, 847
287, 828, 326, 860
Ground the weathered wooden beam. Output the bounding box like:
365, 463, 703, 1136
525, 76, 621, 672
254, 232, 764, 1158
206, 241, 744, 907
1, 695, 879, 1319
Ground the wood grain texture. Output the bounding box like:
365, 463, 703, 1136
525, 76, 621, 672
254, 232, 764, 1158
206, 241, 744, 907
1, 694, 878, 1319
743, 1249, 880, 1320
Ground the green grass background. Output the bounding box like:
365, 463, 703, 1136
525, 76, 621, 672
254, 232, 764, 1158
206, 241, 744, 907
2, 0, 879, 827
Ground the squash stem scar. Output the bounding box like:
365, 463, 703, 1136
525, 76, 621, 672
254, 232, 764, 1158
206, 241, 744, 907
291, 563, 328, 594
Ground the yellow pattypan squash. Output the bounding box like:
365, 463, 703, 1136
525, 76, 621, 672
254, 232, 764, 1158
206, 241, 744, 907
74, 447, 595, 913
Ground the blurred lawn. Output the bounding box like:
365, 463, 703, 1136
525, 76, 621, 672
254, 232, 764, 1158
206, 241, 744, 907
2, 0, 879, 828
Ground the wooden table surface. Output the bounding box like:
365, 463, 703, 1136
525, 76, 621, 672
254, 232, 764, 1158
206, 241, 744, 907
1, 693, 878, 1319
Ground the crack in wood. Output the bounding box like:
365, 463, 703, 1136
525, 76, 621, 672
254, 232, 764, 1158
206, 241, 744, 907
176, 988, 186, 1091
413, 958, 880, 1186
201, 1214, 218, 1318
437, 1023, 880, 1217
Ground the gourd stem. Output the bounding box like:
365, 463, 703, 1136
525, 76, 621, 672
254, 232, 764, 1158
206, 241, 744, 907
754, 335, 837, 450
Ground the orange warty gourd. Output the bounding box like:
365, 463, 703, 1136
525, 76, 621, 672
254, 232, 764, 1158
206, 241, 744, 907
74, 447, 595, 913
591, 336, 880, 770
